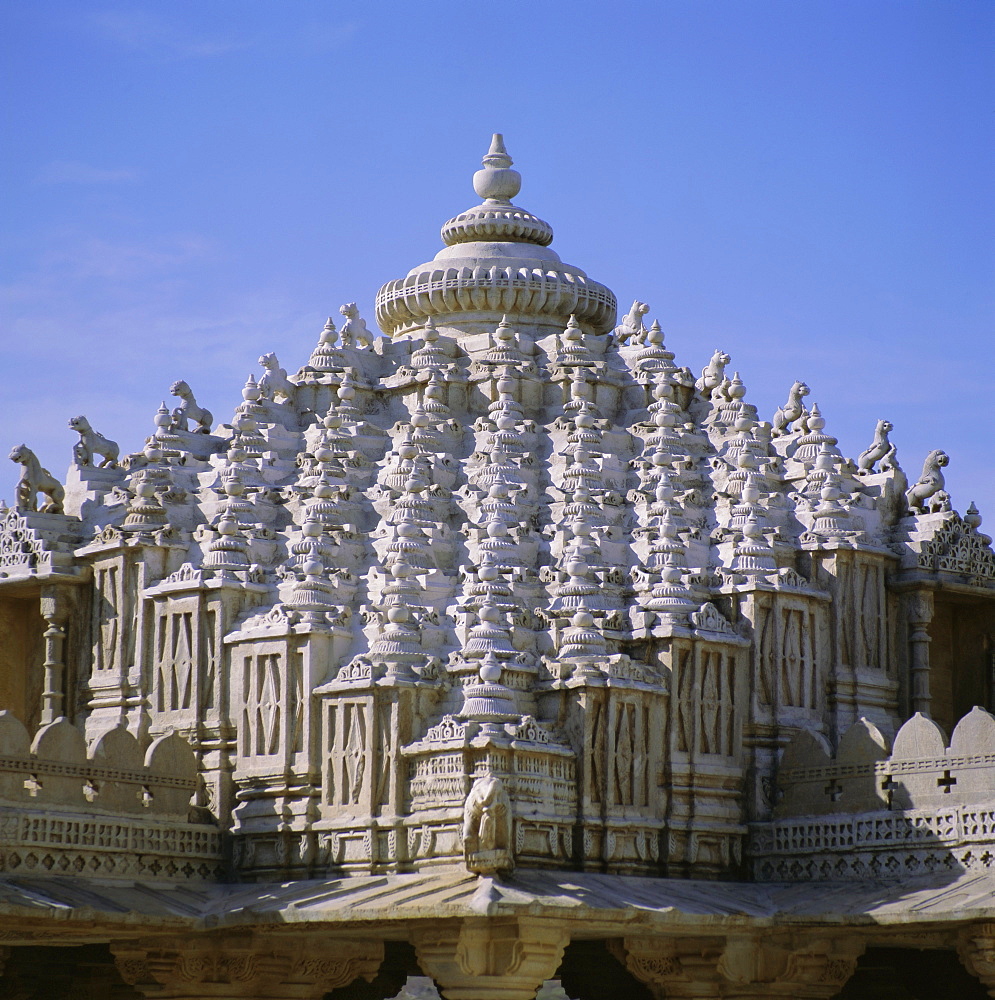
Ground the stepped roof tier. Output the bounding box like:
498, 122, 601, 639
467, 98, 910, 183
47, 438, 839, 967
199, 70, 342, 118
375, 134, 617, 343
2, 135, 995, 998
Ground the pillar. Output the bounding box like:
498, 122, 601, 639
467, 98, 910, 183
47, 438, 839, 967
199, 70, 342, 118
958, 923, 995, 997
906, 590, 934, 717
112, 934, 384, 1000
619, 932, 863, 999
39, 587, 68, 724
412, 918, 569, 1000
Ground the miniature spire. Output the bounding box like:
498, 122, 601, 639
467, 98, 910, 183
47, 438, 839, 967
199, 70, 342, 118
122, 470, 167, 536
792, 403, 840, 466
306, 317, 340, 371
732, 514, 777, 579
558, 609, 608, 659
286, 553, 335, 627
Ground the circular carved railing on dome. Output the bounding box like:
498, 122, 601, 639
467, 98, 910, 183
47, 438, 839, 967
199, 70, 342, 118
440, 206, 555, 247
376, 266, 618, 336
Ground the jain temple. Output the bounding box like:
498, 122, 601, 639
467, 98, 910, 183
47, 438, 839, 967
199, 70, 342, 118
2, 136, 995, 999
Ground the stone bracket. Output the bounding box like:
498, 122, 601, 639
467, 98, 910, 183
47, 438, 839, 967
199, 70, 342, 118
112, 933, 384, 999
618, 931, 864, 998
412, 917, 569, 1000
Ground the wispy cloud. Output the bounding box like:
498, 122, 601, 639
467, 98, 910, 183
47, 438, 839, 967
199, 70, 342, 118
35, 160, 138, 185
0, 232, 217, 311
55, 235, 214, 281
87, 8, 250, 59
82, 8, 361, 59
296, 20, 362, 54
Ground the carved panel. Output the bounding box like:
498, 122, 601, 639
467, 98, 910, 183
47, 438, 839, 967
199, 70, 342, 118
781, 607, 815, 710
606, 701, 651, 808
375, 699, 392, 809
289, 649, 304, 756
857, 561, 883, 669
203, 607, 218, 712
700, 651, 735, 756
676, 647, 695, 753
758, 600, 775, 706
325, 700, 370, 807
92, 562, 120, 674
242, 651, 283, 757
836, 558, 854, 670
154, 603, 196, 713
589, 698, 604, 805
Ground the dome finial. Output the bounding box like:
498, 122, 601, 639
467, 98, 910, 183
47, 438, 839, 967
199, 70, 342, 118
473, 133, 521, 202
484, 133, 512, 168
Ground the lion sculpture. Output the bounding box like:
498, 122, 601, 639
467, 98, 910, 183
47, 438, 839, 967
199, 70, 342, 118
614, 300, 650, 346
169, 381, 213, 434
257, 353, 296, 403
338, 303, 373, 349
772, 380, 810, 436
68, 416, 119, 468
906, 449, 950, 513
695, 349, 732, 398
9, 444, 64, 514
857, 419, 898, 474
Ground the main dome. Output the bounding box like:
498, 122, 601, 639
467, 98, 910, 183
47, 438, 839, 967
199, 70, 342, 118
375, 134, 617, 342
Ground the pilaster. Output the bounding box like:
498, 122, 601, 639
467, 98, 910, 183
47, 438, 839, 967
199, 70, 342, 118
38, 585, 70, 724
905, 590, 934, 717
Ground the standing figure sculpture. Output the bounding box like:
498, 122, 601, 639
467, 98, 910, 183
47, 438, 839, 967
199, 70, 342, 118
8, 445, 65, 514
906, 449, 950, 513
169, 381, 213, 433
257, 353, 296, 403
462, 774, 513, 875
614, 300, 650, 346
857, 419, 899, 473
338, 303, 373, 349
68, 416, 119, 468
695, 349, 732, 398
772, 380, 810, 436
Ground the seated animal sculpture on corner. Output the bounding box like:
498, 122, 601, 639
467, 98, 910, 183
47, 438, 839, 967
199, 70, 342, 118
338, 303, 373, 349
9, 444, 65, 514
695, 349, 732, 398
69, 416, 119, 468
857, 419, 899, 474
906, 449, 950, 513
614, 300, 650, 346
169, 381, 213, 433
257, 354, 296, 403
772, 380, 810, 437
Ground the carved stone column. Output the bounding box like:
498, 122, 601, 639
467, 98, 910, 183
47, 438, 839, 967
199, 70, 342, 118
957, 923, 995, 996
39, 587, 69, 724
619, 932, 863, 999
412, 918, 569, 1000
906, 590, 934, 716
112, 934, 383, 1000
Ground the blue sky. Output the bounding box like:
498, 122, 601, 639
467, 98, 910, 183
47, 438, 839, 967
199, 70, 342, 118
2, 1, 993, 515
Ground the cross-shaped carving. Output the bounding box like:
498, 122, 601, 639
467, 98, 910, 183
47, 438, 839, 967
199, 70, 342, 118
23, 774, 42, 797
937, 770, 957, 794
881, 774, 897, 809
823, 778, 843, 802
